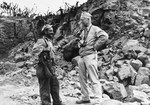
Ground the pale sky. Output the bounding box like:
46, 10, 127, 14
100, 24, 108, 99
0, 0, 87, 14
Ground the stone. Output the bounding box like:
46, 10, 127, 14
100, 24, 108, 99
144, 28, 150, 38
25, 60, 34, 67
138, 67, 150, 76
141, 99, 150, 105
141, 7, 150, 17
135, 74, 150, 86
115, 60, 125, 68
147, 93, 150, 98
138, 53, 149, 66
57, 75, 64, 80
23, 53, 32, 58
145, 49, 150, 55
103, 82, 128, 100
143, 0, 150, 3
4, 61, 16, 71
138, 84, 150, 92
101, 99, 122, 105
122, 40, 139, 51
0, 18, 31, 57
132, 46, 147, 54
118, 64, 131, 80
145, 62, 150, 69
131, 90, 149, 103
101, 48, 110, 55
113, 76, 119, 82
130, 59, 143, 71
111, 53, 124, 63
103, 0, 120, 10
69, 70, 77, 76
28, 67, 36, 76
73, 82, 81, 90
131, 84, 150, 94
62, 38, 80, 62
16, 61, 25, 68
14, 54, 26, 62
121, 39, 146, 53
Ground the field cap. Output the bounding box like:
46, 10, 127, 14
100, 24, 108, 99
80, 12, 92, 19
42, 24, 53, 32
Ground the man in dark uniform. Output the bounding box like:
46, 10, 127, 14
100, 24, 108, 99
32, 24, 65, 105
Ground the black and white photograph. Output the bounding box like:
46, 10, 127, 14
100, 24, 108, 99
0, 0, 150, 105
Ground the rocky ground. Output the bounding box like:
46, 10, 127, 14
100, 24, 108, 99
0, 64, 149, 105
0, 67, 103, 105
1, 0, 150, 105
1, 37, 150, 105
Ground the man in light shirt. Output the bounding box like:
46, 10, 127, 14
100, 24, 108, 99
76, 12, 109, 105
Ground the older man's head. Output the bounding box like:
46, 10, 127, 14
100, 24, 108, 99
80, 12, 92, 27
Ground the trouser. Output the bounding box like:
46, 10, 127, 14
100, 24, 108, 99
38, 76, 62, 105
78, 53, 102, 100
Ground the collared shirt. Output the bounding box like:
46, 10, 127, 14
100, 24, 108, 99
86, 23, 92, 31
79, 24, 108, 57
32, 36, 55, 60
83, 24, 92, 40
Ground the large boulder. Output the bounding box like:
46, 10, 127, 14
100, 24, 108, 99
118, 64, 131, 80
134, 67, 150, 86
130, 59, 143, 71
138, 67, 150, 76
135, 74, 150, 86
122, 40, 147, 53
137, 53, 149, 66
139, 7, 150, 17
62, 38, 80, 62
0, 18, 31, 57
103, 82, 128, 101
131, 90, 149, 103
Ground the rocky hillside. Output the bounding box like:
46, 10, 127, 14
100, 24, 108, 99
0, 0, 150, 105
1, 0, 150, 56
60, 0, 150, 41
0, 17, 32, 58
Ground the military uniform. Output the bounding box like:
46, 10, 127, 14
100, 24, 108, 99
32, 25, 63, 105
76, 12, 108, 105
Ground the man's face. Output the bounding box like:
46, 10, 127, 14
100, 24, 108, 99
80, 17, 89, 27
44, 28, 54, 38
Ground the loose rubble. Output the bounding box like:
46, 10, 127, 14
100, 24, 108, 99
0, 0, 150, 105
